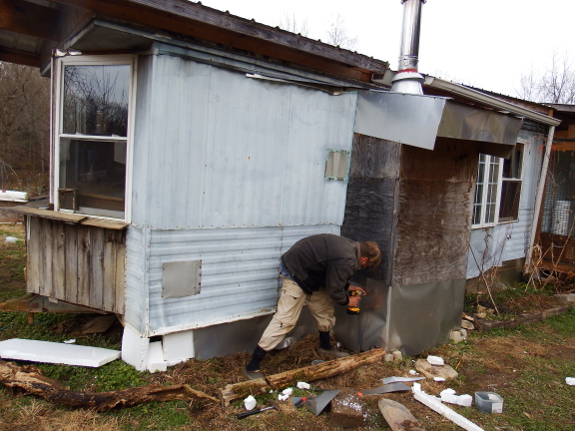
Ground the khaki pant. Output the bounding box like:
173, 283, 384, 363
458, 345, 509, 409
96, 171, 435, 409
258, 275, 336, 351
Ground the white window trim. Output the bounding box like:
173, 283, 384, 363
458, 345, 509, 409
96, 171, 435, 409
53, 54, 137, 223
472, 141, 526, 229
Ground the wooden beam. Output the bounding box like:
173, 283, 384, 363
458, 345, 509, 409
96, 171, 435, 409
0, 0, 60, 41
0, 46, 41, 67
48, 0, 387, 82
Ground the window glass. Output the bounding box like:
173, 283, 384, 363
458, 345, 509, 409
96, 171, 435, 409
62, 65, 130, 137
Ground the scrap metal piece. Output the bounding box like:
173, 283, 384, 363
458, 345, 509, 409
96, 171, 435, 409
361, 382, 411, 395
306, 390, 340, 416
382, 376, 425, 384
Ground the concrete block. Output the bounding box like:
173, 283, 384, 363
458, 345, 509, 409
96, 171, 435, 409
330, 390, 363, 428
121, 326, 149, 371
163, 330, 195, 366
148, 341, 168, 373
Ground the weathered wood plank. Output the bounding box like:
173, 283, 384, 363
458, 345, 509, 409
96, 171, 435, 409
102, 230, 116, 312
53, 222, 66, 300
26, 217, 41, 295
114, 231, 126, 314
77, 225, 92, 307
42, 218, 53, 298
90, 229, 105, 310
8, 205, 85, 223
64, 223, 79, 304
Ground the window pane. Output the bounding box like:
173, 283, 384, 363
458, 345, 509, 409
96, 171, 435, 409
63, 64, 130, 136
499, 181, 521, 221
502, 144, 523, 179
59, 138, 126, 217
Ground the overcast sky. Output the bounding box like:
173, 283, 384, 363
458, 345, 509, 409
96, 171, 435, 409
199, 0, 574, 97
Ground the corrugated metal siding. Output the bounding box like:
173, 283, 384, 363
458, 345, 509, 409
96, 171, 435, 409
467, 131, 545, 278
145, 224, 338, 335
131, 53, 356, 229
125, 225, 147, 333
126, 51, 358, 335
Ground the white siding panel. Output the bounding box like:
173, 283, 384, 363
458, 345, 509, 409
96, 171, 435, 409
146, 224, 339, 335
124, 225, 147, 333
132, 54, 356, 230
467, 133, 545, 279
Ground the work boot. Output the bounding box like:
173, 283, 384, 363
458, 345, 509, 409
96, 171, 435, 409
318, 331, 349, 358
244, 345, 267, 380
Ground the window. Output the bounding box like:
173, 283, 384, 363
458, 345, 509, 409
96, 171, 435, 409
56, 56, 134, 219
472, 143, 524, 228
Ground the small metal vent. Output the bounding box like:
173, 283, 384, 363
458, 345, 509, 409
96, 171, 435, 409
325, 150, 350, 181
162, 260, 202, 299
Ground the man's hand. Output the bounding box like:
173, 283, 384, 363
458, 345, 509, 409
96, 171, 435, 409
347, 285, 367, 296
348, 295, 361, 308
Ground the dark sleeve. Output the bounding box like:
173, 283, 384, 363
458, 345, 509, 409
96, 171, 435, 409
324, 258, 355, 306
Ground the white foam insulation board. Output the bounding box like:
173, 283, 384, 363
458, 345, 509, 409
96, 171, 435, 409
0, 338, 120, 367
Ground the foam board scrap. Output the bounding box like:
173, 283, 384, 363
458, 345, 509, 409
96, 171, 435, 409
0, 338, 120, 367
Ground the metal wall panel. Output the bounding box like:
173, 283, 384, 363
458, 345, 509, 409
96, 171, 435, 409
125, 225, 147, 333
467, 131, 545, 279
144, 224, 339, 336
131, 53, 357, 230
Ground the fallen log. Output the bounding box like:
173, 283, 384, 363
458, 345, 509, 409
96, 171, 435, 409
0, 359, 218, 411
218, 348, 387, 406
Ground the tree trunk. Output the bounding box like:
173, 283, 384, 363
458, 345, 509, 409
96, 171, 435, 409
218, 348, 387, 406
0, 359, 218, 411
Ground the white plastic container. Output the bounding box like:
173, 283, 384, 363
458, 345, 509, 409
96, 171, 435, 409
474, 392, 503, 413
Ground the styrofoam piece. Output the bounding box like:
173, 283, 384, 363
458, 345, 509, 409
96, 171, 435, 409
244, 395, 256, 410
0, 338, 119, 367
412, 382, 421, 392
0, 190, 28, 203
282, 387, 293, 396
297, 382, 310, 389
566, 377, 575, 386
278, 393, 289, 401
457, 394, 473, 407
147, 341, 167, 373
5, 236, 18, 243
434, 377, 446, 382
414, 390, 484, 431
382, 376, 425, 384
427, 355, 445, 366
163, 330, 194, 365
121, 326, 150, 371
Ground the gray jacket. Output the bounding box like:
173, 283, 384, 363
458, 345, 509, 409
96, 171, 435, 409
281, 234, 361, 306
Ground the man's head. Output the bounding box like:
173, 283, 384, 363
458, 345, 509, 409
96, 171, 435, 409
359, 241, 381, 272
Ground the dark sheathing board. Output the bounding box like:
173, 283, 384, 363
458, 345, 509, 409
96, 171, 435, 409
342, 134, 400, 287
394, 139, 480, 287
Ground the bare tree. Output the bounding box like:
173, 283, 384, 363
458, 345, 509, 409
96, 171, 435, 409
325, 14, 358, 51
0, 62, 50, 193
517, 52, 575, 104
277, 13, 310, 37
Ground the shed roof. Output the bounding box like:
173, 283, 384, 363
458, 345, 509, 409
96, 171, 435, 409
0, 0, 388, 85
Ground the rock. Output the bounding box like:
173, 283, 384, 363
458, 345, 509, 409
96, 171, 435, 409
555, 293, 575, 303
330, 389, 363, 428
461, 320, 475, 330
392, 350, 403, 362
414, 359, 458, 380
450, 331, 465, 343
